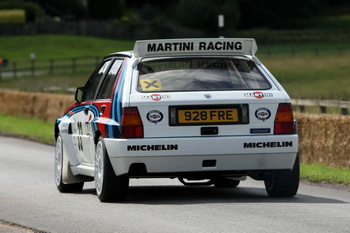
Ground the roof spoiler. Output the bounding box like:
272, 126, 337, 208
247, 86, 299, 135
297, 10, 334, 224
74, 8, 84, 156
133, 38, 257, 58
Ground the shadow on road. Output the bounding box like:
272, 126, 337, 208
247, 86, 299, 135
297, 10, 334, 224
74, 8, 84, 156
79, 184, 347, 205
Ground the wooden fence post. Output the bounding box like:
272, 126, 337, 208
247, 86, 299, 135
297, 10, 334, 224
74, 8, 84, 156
293, 98, 350, 115
319, 98, 326, 114
297, 98, 306, 113
340, 99, 349, 115
341, 108, 349, 115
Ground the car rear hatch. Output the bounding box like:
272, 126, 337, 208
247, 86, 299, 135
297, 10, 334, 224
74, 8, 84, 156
124, 56, 291, 138
129, 90, 288, 138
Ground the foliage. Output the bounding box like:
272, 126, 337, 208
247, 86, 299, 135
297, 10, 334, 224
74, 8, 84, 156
0, 0, 45, 22
238, 0, 328, 29
126, 0, 176, 9
30, 0, 88, 20
2, 0, 350, 31
174, 0, 240, 36
0, 9, 25, 24
87, 0, 125, 20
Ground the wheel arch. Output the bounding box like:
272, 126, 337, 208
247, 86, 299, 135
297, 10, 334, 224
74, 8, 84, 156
54, 122, 60, 141
94, 130, 102, 145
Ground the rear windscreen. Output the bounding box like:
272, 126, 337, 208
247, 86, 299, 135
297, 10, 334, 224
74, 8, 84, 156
137, 57, 271, 92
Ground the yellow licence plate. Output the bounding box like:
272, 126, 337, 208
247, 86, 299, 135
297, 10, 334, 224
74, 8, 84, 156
178, 108, 239, 124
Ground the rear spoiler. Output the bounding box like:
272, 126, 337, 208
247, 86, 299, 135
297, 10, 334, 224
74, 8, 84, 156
133, 38, 258, 58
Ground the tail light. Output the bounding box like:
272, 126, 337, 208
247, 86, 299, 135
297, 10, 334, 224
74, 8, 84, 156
121, 107, 144, 138
274, 103, 294, 134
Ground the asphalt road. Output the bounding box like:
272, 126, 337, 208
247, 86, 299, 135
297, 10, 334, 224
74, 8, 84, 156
1, 135, 350, 233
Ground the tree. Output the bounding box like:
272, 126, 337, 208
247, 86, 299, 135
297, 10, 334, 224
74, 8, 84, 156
239, 0, 328, 29
174, 0, 240, 36
29, 0, 88, 20
88, 0, 125, 20
0, 0, 45, 22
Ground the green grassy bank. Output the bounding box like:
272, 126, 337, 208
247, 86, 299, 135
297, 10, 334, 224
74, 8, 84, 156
1, 35, 350, 99
0, 113, 53, 144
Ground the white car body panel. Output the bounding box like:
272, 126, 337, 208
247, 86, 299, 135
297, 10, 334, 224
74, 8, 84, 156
105, 135, 298, 175
55, 38, 298, 182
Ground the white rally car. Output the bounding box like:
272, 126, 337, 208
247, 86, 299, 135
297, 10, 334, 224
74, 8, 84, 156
55, 38, 299, 202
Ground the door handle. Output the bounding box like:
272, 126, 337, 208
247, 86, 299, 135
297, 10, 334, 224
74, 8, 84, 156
84, 106, 89, 115
100, 105, 106, 115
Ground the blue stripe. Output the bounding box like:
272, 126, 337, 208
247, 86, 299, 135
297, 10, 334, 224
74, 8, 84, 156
64, 104, 99, 118
109, 60, 128, 138
58, 104, 100, 136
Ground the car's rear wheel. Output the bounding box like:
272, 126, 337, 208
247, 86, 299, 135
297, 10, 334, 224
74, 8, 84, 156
95, 137, 129, 202
55, 135, 84, 192
213, 177, 240, 188
264, 154, 300, 197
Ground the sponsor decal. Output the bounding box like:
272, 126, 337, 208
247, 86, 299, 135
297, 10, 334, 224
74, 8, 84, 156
147, 41, 242, 53
134, 39, 257, 58
147, 110, 163, 124
142, 94, 171, 101
60, 122, 69, 134
250, 128, 271, 134
127, 144, 178, 151
244, 92, 273, 99
243, 141, 293, 148
140, 79, 163, 91
255, 107, 271, 121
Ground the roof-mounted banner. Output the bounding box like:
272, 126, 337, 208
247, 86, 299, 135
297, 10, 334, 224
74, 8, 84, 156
133, 38, 257, 58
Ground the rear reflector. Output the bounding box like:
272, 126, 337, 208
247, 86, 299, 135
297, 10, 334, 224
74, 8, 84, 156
121, 107, 144, 138
274, 103, 294, 134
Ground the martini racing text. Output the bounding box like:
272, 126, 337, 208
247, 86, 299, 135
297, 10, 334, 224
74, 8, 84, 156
147, 41, 243, 52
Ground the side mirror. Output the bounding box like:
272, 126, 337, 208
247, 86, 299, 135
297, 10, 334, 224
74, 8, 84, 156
75, 87, 85, 103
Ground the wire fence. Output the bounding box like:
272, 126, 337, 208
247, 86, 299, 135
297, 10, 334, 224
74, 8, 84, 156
257, 43, 350, 58
1, 57, 349, 115
292, 98, 350, 115
1, 41, 350, 80
0, 56, 101, 80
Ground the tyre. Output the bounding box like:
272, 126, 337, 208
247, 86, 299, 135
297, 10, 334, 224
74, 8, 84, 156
55, 135, 84, 193
95, 137, 129, 202
213, 177, 240, 188
264, 154, 300, 197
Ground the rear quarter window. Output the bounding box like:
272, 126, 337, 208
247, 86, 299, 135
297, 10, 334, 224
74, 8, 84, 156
137, 57, 271, 92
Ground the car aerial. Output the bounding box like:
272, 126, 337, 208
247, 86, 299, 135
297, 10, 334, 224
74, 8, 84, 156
54, 38, 299, 202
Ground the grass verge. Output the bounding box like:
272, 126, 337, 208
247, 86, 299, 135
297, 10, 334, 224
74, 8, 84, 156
0, 113, 54, 145
0, 113, 349, 186
300, 163, 350, 184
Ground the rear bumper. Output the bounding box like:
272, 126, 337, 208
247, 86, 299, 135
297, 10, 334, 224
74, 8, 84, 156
104, 135, 298, 176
